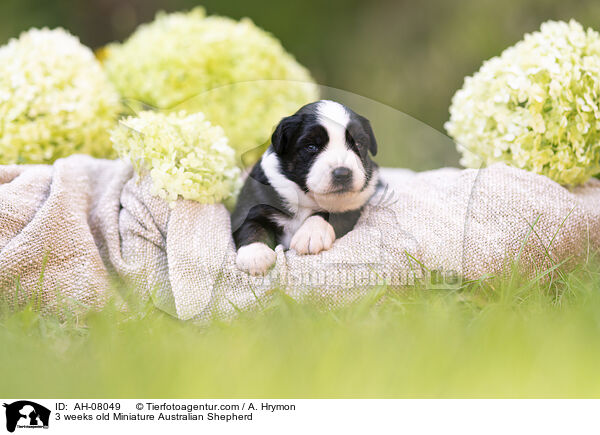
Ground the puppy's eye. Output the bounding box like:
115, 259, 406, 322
306, 144, 318, 153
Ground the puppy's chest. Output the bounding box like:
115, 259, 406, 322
272, 207, 315, 249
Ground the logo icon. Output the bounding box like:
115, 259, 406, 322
3, 401, 50, 433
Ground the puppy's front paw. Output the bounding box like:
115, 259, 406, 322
290, 215, 336, 255
236, 242, 276, 275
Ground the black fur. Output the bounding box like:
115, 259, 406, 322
231, 163, 288, 248
231, 101, 379, 250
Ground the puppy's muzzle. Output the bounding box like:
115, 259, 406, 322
331, 166, 353, 190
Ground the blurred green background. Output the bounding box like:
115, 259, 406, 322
2, 0, 600, 169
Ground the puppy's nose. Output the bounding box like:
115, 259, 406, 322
332, 166, 352, 184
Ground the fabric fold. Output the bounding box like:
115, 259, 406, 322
0, 154, 598, 322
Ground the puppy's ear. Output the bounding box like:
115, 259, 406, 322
358, 115, 378, 156
271, 114, 301, 154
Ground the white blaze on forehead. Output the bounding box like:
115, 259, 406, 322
317, 100, 350, 130
307, 100, 366, 196
316, 100, 351, 150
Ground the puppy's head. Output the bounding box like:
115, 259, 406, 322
270, 100, 378, 211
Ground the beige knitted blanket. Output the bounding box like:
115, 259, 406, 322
1, 155, 598, 322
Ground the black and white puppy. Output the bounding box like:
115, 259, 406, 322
231, 100, 379, 275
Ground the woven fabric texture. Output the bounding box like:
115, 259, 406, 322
1, 155, 598, 322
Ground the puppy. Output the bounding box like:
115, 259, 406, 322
231, 100, 379, 275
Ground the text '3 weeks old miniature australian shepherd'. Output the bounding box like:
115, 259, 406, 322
231, 100, 380, 275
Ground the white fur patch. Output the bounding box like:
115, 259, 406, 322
236, 242, 276, 275
262, 143, 378, 229
290, 215, 336, 255
305, 100, 368, 204
271, 206, 314, 249
317, 100, 351, 128
311, 167, 379, 212
261, 150, 318, 213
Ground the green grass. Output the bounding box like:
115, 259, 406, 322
1, 259, 600, 398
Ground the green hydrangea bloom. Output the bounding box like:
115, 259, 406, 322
111, 111, 241, 204
445, 20, 600, 185
103, 8, 319, 163
0, 28, 121, 164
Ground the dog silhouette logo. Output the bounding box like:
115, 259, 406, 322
3, 401, 50, 432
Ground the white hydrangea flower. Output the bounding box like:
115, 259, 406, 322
111, 111, 241, 205
0, 28, 121, 164
103, 8, 319, 163
445, 20, 600, 185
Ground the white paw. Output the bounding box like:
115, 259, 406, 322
236, 242, 276, 275
290, 215, 336, 255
